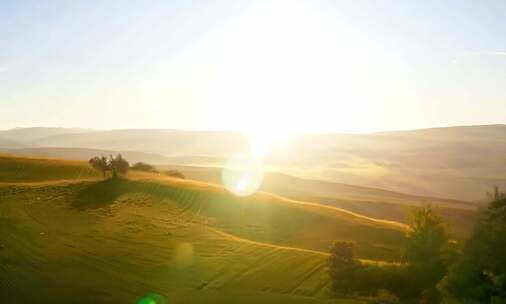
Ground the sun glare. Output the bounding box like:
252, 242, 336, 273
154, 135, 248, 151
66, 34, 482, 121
221, 153, 264, 196
172, 0, 385, 136
179, 0, 388, 196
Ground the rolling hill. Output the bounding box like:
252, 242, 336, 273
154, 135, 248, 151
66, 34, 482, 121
161, 165, 477, 237
0, 155, 407, 303
0, 149, 476, 236
1, 125, 505, 201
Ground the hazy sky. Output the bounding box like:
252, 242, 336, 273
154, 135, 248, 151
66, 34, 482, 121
1, 0, 506, 134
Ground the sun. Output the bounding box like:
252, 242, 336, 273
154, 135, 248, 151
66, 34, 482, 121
186, 0, 383, 136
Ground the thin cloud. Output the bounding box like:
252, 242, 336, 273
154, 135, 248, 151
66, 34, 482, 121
484, 50, 506, 56
0, 66, 8, 72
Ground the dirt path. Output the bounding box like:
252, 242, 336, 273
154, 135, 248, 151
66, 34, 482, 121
207, 226, 401, 266
209, 227, 331, 256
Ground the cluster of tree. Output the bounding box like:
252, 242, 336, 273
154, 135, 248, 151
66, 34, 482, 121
440, 188, 506, 303
89, 156, 185, 180
129, 162, 185, 179
328, 191, 506, 303
89, 154, 130, 178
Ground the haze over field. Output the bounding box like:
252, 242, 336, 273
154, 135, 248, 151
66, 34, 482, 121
2, 125, 505, 201
2, 1, 506, 303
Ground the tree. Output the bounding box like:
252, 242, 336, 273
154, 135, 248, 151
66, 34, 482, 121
405, 205, 451, 299
109, 154, 129, 178
328, 241, 360, 294
131, 162, 156, 172
440, 190, 506, 303
88, 155, 109, 178
88, 154, 130, 178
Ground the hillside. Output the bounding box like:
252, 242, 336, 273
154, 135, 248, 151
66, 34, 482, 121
0, 154, 100, 182
0, 155, 406, 303
1, 125, 504, 200
162, 165, 476, 237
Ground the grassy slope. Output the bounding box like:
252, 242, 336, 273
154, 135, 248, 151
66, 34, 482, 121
0, 153, 474, 237
0, 156, 408, 303
0, 154, 100, 182
172, 166, 471, 208
162, 165, 476, 237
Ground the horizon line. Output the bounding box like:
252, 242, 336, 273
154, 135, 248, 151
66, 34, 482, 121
1, 123, 505, 136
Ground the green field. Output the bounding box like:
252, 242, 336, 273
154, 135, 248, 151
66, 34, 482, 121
0, 155, 407, 303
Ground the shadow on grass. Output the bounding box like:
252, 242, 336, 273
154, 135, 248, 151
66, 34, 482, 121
72, 178, 132, 210
71, 177, 234, 212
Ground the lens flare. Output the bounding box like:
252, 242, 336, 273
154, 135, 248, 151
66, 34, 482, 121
222, 154, 264, 196
137, 294, 166, 304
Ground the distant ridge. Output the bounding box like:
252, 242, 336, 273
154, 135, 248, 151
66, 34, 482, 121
1, 125, 506, 200
374, 123, 506, 135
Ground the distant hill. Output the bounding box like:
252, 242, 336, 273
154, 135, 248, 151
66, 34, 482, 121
0, 138, 25, 149
30, 129, 249, 157
1, 125, 505, 200
0, 127, 91, 142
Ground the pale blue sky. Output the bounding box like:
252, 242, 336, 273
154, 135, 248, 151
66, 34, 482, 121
1, 0, 506, 134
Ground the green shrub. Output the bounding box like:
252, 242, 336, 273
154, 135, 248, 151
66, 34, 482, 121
131, 162, 157, 172
440, 192, 506, 303
163, 169, 185, 179
328, 241, 360, 294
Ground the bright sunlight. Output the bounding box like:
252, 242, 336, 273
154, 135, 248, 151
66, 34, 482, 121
170, 1, 387, 136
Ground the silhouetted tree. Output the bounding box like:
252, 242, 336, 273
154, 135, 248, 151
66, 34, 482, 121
406, 205, 451, 300
328, 241, 360, 293
440, 189, 506, 303
88, 155, 109, 178
109, 154, 129, 178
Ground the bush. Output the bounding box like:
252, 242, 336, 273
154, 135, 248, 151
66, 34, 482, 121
328, 241, 360, 294
131, 162, 157, 172
163, 170, 185, 179
328, 205, 452, 301
109, 154, 129, 178
329, 254, 412, 299
440, 189, 506, 303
